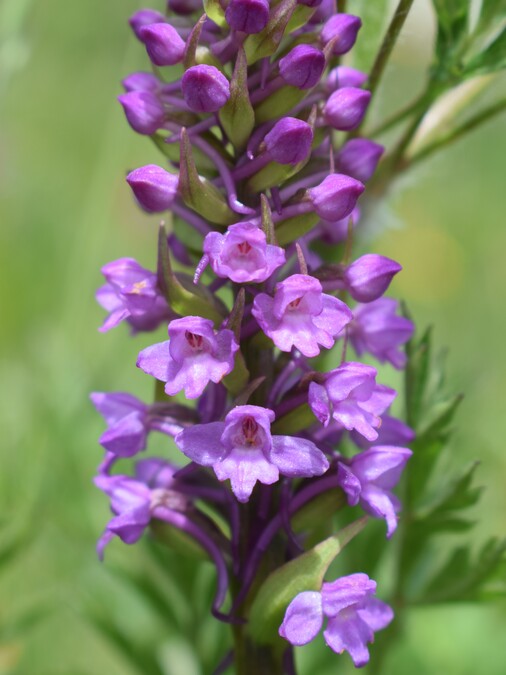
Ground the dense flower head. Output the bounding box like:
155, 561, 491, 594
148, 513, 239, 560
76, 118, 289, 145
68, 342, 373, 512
279, 573, 393, 666
252, 274, 353, 357
92, 0, 419, 661
175, 405, 329, 502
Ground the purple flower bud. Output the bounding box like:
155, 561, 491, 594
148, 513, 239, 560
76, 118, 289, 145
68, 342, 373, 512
129, 9, 166, 40
168, 0, 202, 14
337, 446, 412, 537
252, 274, 352, 357
203, 222, 285, 283
122, 71, 162, 93
117, 91, 165, 135
279, 573, 393, 667
321, 14, 362, 56
264, 117, 313, 165
175, 405, 329, 502
326, 66, 368, 92
137, 316, 239, 399
90, 392, 149, 457
126, 164, 179, 213
181, 65, 230, 113
225, 0, 270, 34
309, 0, 335, 22
96, 258, 171, 333
349, 298, 414, 368
320, 206, 360, 245
308, 361, 396, 440
138, 23, 186, 67
308, 174, 364, 222
323, 87, 371, 131
345, 254, 402, 303
336, 138, 384, 183
279, 45, 326, 90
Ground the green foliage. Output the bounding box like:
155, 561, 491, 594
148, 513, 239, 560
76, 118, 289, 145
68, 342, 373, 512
219, 48, 255, 152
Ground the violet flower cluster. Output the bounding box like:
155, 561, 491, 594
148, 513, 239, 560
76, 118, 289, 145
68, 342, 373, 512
93, 1, 415, 670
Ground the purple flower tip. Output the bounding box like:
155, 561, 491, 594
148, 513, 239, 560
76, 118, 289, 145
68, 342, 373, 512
280, 573, 393, 667
129, 9, 166, 40
203, 222, 285, 283
345, 254, 402, 303
118, 91, 165, 135
252, 274, 352, 357
181, 65, 230, 113
321, 14, 362, 56
168, 0, 202, 15
324, 87, 371, 131
225, 0, 270, 34
175, 405, 329, 502
336, 138, 384, 183
308, 173, 365, 222
337, 446, 412, 537
138, 23, 186, 67
279, 44, 326, 90
326, 65, 368, 92
122, 71, 162, 93
264, 117, 313, 165
126, 164, 179, 213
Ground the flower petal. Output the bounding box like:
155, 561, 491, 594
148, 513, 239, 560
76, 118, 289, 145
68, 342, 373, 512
279, 591, 323, 646
174, 422, 226, 466
270, 435, 329, 478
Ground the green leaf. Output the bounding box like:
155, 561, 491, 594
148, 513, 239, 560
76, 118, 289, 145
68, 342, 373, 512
157, 225, 226, 323
247, 517, 368, 644
464, 27, 506, 76
432, 0, 469, 62
219, 47, 255, 151
222, 350, 250, 396
203, 0, 227, 27
271, 403, 315, 435
275, 211, 320, 246
179, 128, 236, 226
183, 15, 206, 69
254, 85, 305, 124
244, 0, 297, 64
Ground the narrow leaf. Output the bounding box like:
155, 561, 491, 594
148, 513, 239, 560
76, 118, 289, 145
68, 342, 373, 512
244, 0, 297, 64
219, 47, 255, 151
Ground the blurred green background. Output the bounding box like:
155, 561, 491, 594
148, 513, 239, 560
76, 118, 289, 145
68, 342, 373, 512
0, 0, 505, 673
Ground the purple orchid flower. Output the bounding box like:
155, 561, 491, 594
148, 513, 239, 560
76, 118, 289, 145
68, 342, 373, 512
308, 362, 396, 441
203, 222, 286, 283
349, 298, 415, 368
252, 274, 353, 357
175, 405, 329, 502
279, 573, 393, 667
137, 316, 239, 399
351, 414, 415, 450
90, 391, 191, 457
96, 258, 172, 333
337, 445, 413, 537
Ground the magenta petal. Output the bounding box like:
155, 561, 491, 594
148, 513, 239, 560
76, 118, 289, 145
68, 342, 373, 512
337, 462, 362, 506
360, 485, 399, 537
269, 435, 329, 477
324, 613, 372, 667
99, 411, 147, 457
175, 422, 226, 465
137, 340, 171, 381
279, 591, 323, 646
350, 446, 412, 486
90, 391, 145, 425
308, 382, 332, 426
213, 448, 279, 502
357, 597, 394, 632
322, 573, 375, 617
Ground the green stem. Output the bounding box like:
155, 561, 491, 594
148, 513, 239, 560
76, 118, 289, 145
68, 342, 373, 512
408, 97, 506, 166
367, 87, 431, 138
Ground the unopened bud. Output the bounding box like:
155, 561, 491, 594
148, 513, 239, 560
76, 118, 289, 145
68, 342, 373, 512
118, 91, 165, 135
126, 164, 179, 212
336, 139, 384, 182
264, 117, 313, 165
168, 0, 202, 14
321, 14, 362, 55
308, 174, 364, 221
181, 65, 230, 113
139, 23, 186, 67
323, 87, 371, 131
345, 255, 402, 303
326, 66, 367, 92
129, 9, 166, 40
225, 0, 270, 34
279, 45, 326, 90
122, 71, 161, 93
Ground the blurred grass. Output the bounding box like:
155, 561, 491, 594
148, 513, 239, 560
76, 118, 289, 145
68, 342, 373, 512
0, 0, 505, 673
